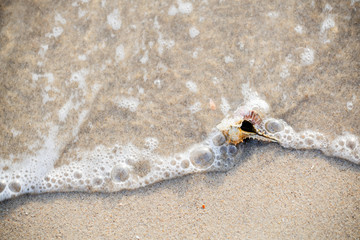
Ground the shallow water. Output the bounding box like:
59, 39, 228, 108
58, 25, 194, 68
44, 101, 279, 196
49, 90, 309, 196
0, 0, 359, 203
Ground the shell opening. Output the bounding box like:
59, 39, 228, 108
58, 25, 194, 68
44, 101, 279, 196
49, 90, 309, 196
240, 120, 256, 133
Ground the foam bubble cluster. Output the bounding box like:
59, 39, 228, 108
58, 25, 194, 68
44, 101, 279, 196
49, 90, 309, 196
0, 128, 245, 201
263, 118, 360, 164
1, 91, 359, 202
107, 9, 121, 30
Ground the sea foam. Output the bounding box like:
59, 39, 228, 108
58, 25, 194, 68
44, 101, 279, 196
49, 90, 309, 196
0, 88, 359, 202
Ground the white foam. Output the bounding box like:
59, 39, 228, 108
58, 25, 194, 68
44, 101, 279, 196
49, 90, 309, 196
115, 44, 125, 63
140, 50, 149, 64
224, 56, 234, 64
220, 97, 230, 115
212, 77, 222, 85
237, 41, 245, 50
189, 101, 202, 113
240, 82, 270, 114
2, 89, 360, 202
32, 73, 54, 84
324, 3, 333, 12
114, 96, 139, 112
78, 9, 87, 18
185, 81, 198, 93
177, 1, 193, 14
280, 65, 290, 79
69, 68, 89, 93
154, 79, 162, 89
321, 16, 335, 33
157, 33, 175, 55
249, 59, 255, 67
78, 55, 87, 61
300, 48, 314, 66
58, 97, 74, 122
327, 133, 359, 164
153, 16, 160, 30
294, 25, 303, 34
264, 118, 360, 165
38, 45, 48, 57
46, 26, 63, 38
168, 1, 193, 15
11, 128, 22, 137
168, 5, 178, 16
107, 9, 122, 30
55, 13, 66, 25
189, 27, 200, 38
267, 11, 279, 18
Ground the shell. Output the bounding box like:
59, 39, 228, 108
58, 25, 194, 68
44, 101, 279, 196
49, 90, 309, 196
216, 109, 277, 145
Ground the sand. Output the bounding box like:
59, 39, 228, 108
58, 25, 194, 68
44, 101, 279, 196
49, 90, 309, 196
1, 145, 359, 239
1, 0, 360, 239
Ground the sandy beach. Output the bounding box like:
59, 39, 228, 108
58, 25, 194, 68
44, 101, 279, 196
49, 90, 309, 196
1, 0, 359, 239
1, 145, 359, 239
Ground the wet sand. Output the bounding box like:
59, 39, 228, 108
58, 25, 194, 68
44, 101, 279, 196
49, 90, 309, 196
1, 144, 359, 239
1, 0, 360, 239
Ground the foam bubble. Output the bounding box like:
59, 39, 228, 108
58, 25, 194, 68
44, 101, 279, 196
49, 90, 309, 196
154, 79, 162, 89
107, 9, 122, 30
115, 44, 125, 63
111, 165, 130, 182
220, 97, 230, 115
328, 133, 359, 164
78, 55, 87, 61
46, 26, 63, 38
185, 81, 198, 93
294, 25, 303, 34
227, 145, 238, 156
224, 56, 234, 63
140, 50, 149, 64
300, 48, 314, 66
1, 89, 359, 202
178, 1, 193, 14
55, 13, 66, 25
78, 9, 87, 18
189, 27, 200, 38
267, 11, 279, 18
240, 82, 270, 114
168, 5, 178, 16
157, 33, 175, 55
0, 182, 5, 193
321, 17, 335, 33
69, 68, 89, 93
38, 45, 48, 57
189, 146, 214, 169
280, 65, 290, 79
114, 96, 139, 112
189, 101, 202, 113
265, 119, 284, 133
144, 137, 159, 151
8, 181, 21, 193
180, 159, 190, 169
131, 159, 151, 178
212, 133, 226, 146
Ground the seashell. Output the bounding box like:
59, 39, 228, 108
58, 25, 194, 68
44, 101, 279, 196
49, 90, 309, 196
216, 109, 278, 145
